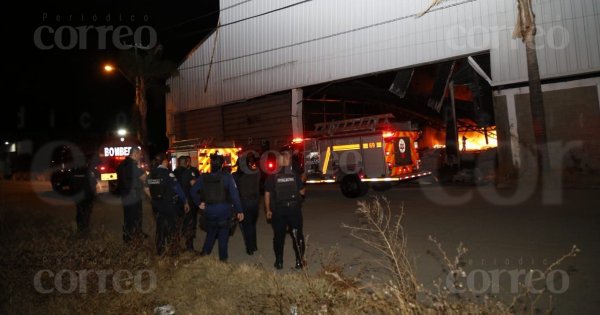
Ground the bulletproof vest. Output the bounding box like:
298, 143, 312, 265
201, 173, 227, 204
274, 173, 299, 204
238, 172, 260, 202
147, 168, 176, 202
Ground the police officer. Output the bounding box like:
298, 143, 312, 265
116, 147, 148, 243
265, 150, 306, 270
191, 154, 244, 262
174, 155, 201, 251
233, 153, 261, 255
146, 153, 189, 255
70, 158, 97, 233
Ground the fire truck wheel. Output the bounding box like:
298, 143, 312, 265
341, 175, 369, 198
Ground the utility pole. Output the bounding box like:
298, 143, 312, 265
104, 43, 174, 148
128, 43, 150, 147
514, 0, 549, 174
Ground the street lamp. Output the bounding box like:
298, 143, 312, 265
103, 61, 143, 144
103, 63, 133, 85
102, 43, 153, 146
103, 64, 115, 73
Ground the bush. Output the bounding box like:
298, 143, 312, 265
0, 199, 579, 314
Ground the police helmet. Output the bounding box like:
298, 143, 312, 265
210, 153, 225, 171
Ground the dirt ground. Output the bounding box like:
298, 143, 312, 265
1, 180, 599, 314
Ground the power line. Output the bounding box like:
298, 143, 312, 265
162, 0, 254, 32
180, 0, 476, 71
220, 0, 312, 28
166, 0, 313, 43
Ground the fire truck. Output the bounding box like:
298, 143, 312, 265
197, 146, 241, 173
168, 139, 241, 173
293, 114, 432, 198
95, 139, 144, 193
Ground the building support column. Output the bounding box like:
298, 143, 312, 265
291, 88, 304, 139
165, 98, 176, 148
505, 91, 521, 168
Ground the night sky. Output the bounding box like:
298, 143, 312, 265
3, 0, 219, 154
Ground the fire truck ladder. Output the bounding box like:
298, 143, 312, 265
199, 137, 215, 148
171, 138, 204, 150
313, 114, 395, 136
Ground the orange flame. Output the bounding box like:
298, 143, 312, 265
458, 131, 497, 151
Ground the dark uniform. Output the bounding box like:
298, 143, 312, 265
191, 168, 243, 261
70, 166, 97, 232
147, 164, 187, 255
174, 164, 201, 250
265, 166, 305, 269
233, 167, 260, 255
116, 156, 146, 242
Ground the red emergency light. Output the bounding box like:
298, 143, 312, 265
382, 131, 395, 139
292, 138, 304, 144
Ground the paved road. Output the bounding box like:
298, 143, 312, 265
1, 180, 599, 314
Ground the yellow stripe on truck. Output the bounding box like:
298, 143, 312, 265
332, 144, 360, 151
198, 155, 210, 173
322, 147, 331, 174
198, 147, 240, 173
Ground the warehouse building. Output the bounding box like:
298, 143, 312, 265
166, 0, 600, 181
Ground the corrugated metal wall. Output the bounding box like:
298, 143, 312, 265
173, 107, 223, 141
167, 0, 600, 113
223, 92, 292, 147
171, 93, 292, 147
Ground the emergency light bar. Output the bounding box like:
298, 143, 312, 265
382, 131, 395, 138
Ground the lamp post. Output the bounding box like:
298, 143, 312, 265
103, 43, 175, 148
103, 64, 132, 84
103, 63, 143, 144
103, 43, 150, 146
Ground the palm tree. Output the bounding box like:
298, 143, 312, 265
117, 45, 179, 147
513, 0, 549, 173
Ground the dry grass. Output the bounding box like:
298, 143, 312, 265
343, 198, 417, 297
342, 197, 580, 315
0, 198, 579, 315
